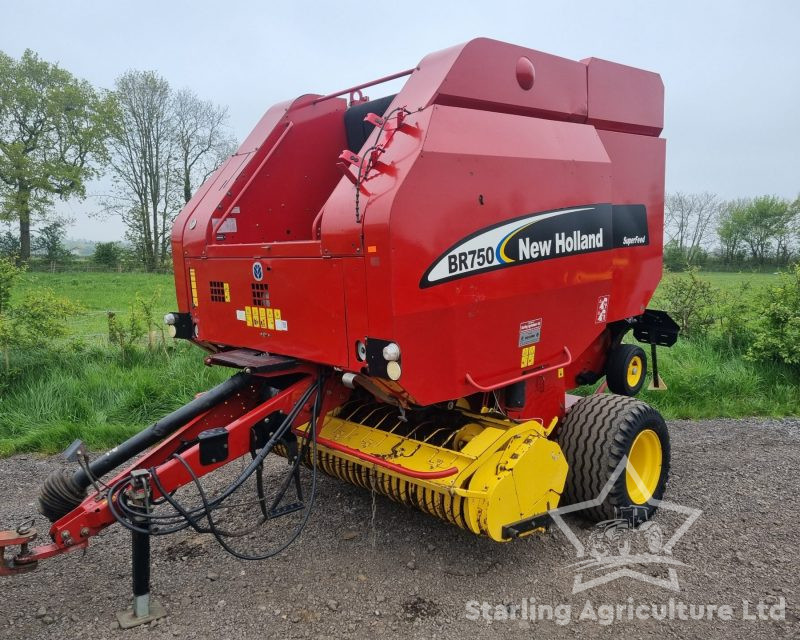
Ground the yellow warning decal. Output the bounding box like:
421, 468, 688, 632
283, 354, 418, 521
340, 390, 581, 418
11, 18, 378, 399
240, 305, 286, 333
557, 367, 564, 379
272, 308, 287, 331
223, 282, 230, 302
189, 269, 199, 307
520, 346, 535, 368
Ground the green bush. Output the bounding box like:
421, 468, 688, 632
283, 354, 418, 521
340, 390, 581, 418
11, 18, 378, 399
107, 291, 167, 361
93, 241, 122, 269
656, 267, 716, 337
747, 265, 800, 366
713, 283, 756, 351
663, 242, 688, 272
0, 230, 20, 260
0, 257, 81, 372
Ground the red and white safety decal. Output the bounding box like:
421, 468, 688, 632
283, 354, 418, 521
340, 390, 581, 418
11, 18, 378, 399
596, 295, 610, 323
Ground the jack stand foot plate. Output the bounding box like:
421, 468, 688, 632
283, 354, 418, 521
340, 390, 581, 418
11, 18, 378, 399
116, 600, 166, 629
647, 375, 668, 391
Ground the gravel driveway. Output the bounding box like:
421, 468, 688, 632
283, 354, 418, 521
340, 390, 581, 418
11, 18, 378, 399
1, 417, 798, 639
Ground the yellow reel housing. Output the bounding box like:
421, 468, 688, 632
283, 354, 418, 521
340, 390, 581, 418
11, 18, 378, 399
291, 402, 568, 541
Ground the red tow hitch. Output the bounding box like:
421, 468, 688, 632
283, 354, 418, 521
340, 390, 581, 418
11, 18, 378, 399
0, 525, 38, 576
0, 522, 89, 576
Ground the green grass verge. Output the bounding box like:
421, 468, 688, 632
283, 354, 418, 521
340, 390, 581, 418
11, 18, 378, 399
0, 345, 227, 456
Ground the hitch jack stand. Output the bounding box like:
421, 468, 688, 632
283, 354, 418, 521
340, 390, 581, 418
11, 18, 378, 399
647, 342, 667, 391
116, 470, 166, 629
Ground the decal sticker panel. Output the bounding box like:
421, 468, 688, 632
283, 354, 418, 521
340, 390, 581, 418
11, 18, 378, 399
611, 204, 649, 248
520, 346, 536, 368
595, 295, 610, 324
420, 204, 648, 288
518, 318, 542, 347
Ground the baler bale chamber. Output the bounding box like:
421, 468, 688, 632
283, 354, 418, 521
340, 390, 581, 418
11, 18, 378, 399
2, 38, 679, 612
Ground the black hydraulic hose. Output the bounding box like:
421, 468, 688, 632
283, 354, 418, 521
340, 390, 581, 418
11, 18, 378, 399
72, 372, 254, 491
109, 377, 319, 536
167, 373, 324, 560
165, 379, 319, 510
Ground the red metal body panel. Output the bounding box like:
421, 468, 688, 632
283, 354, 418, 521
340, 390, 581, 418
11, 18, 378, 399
600, 130, 666, 318
171, 37, 665, 419
355, 105, 613, 404
187, 256, 349, 367
583, 57, 664, 136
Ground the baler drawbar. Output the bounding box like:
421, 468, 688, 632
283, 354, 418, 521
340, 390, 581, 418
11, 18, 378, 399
1, 38, 679, 623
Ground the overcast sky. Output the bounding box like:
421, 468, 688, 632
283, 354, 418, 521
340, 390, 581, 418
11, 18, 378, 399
4, 0, 799, 241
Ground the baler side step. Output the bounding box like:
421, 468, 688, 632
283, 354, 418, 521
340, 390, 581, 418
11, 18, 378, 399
205, 348, 297, 373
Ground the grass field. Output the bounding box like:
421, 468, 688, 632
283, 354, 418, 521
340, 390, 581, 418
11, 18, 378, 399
685, 271, 778, 290
0, 269, 797, 456
13, 271, 175, 339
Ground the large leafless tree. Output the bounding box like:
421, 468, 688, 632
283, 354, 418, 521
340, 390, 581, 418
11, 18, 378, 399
106, 72, 234, 270
106, 70, 176, 270
174, 89, 236, 205
664, 192, 721, 265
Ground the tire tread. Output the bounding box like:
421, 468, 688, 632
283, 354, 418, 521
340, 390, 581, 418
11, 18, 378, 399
557, 394, 670, 522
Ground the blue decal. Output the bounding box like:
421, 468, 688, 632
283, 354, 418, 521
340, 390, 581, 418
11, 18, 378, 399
252, 262, 263, 281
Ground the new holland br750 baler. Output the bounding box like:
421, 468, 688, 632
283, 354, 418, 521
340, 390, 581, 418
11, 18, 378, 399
2, 38, 678, 622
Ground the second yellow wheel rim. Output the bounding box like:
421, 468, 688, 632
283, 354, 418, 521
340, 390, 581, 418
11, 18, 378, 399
626, 428, 662, 503
626, 355, 643, 388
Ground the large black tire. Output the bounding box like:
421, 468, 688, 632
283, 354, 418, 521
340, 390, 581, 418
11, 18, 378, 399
606, 344, 647, 396
557, 394, 670, 523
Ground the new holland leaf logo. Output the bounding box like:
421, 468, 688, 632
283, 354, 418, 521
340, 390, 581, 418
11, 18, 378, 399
549, 457, 702, 594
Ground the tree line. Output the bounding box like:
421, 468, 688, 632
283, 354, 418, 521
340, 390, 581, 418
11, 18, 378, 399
1, 49, 798, 273
664, 192, 799, 270
0, 49, 234, 271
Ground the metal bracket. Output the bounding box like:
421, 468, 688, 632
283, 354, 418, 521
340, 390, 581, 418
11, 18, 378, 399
204, 349, 297, 374
63, 439, 87, 463
502, 513, 553, 540
336, 151, 371, 195
632, 309, 680, 346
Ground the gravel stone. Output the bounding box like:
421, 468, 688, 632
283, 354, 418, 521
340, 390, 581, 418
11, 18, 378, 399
1, 417, 798, 639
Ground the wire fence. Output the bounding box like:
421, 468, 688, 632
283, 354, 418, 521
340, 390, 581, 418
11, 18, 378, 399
25, 261, 173, 275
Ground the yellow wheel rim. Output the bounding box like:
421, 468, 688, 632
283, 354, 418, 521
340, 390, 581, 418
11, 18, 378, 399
625, 429, 662, 503
626, 355, 643, 389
